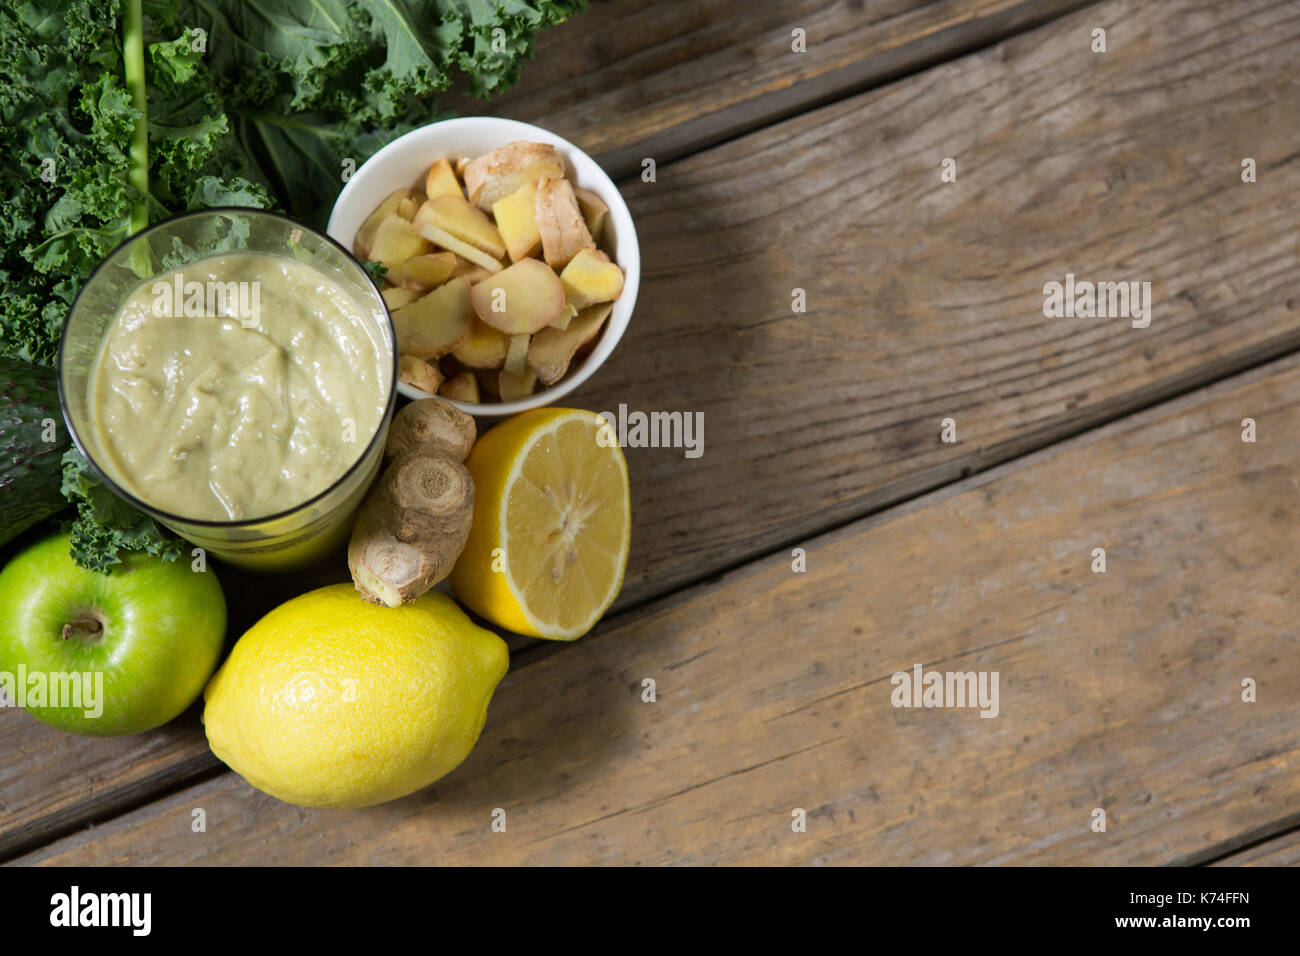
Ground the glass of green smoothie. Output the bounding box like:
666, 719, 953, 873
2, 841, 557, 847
59, 208, 397, 573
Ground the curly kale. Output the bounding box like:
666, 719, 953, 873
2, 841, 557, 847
1, 0, 584, 569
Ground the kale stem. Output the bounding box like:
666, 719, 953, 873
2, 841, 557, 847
122, 0, 149, 235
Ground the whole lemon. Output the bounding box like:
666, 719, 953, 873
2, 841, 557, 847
203, 584, 508, 808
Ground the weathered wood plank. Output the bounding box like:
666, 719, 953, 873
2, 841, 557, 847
446, 0, 1097, 177
1210, 827, 1300, 866
0, 711, 216, 861
7, 0, 1300, 861
567, 0, 1300, 610
17, 351, 1300, 865
0, 0, 1107, 858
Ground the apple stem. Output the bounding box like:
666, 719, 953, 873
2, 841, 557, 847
62, 617, 103, 641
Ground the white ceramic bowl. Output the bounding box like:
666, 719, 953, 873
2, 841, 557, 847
327, 117, 639, 417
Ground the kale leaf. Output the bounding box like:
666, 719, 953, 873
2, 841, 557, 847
1, 0, 584, 570
61, 448, 184, 572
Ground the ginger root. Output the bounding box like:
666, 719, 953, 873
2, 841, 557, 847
384, 397, 476, 465
349, 450, 474, 607
350, 398, 478, 606
535, 177, 595, 270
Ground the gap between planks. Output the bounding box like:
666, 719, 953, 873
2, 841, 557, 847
444, 0, 1105, 182
1, 0, 1117, 859
13, 321, 1289, 865
6, 0, 1299, 862
16, 349, 1300, 866
588, 0, 1106, 180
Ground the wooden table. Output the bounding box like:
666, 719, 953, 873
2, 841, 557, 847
3, 0, 1298, 866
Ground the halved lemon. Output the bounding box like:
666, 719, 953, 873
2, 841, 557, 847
449, 408, 630, 640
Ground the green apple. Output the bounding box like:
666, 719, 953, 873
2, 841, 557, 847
0, 533, 226, 736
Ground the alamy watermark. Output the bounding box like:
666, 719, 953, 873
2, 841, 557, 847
597, 403, 704, 459
1043, 273, 1151, 328
151, 273, 261, 328
0, 665, 103, 719
50, 886, 150, 936
891, 663, 999, 717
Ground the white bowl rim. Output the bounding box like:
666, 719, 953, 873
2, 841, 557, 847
327, 116, 640, 417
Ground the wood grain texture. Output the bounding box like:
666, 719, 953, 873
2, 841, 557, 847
17, 352, 1300, 865
445, 0, 1097, 177
1211, 828, 1300, 866
0, 711, 217, 860
6, 0, 1300, 863
562, 0, 1300, 612
0, 0, 1105, 858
